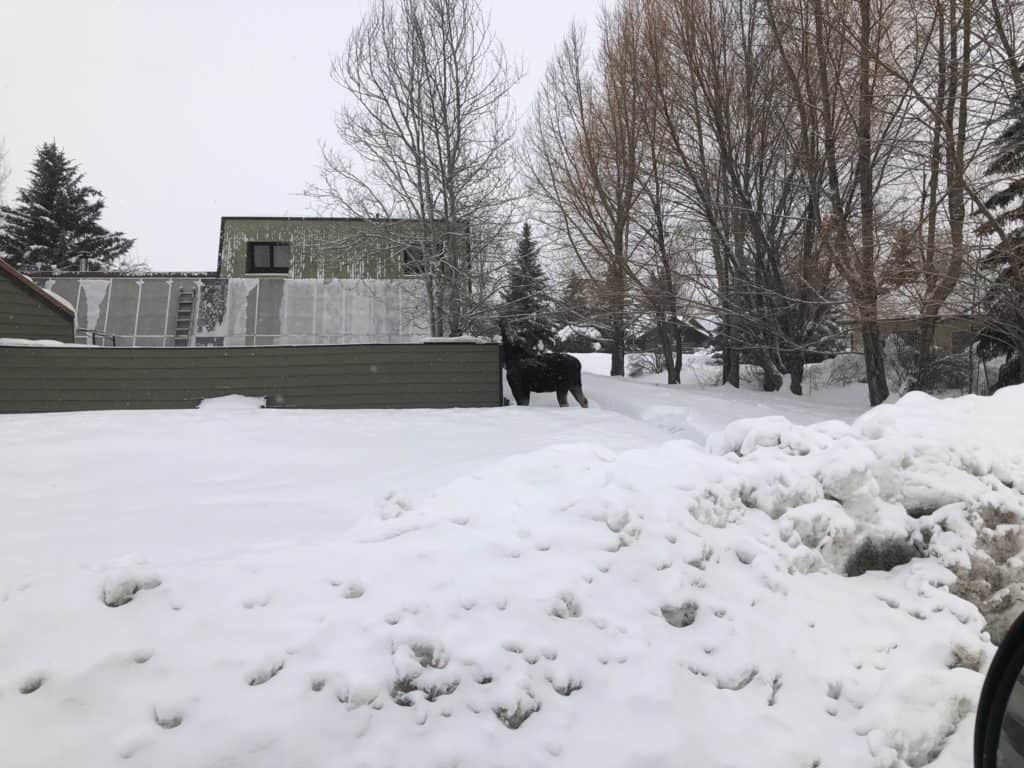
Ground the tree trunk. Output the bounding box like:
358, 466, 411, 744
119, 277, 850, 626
862, 322, 889, 405
657, 321, 681, 384
912, 314, 940, 392
672, 325, 684, 384
611, 321, 626, 376
608, 258, 627, 377
759, 349, 783, 391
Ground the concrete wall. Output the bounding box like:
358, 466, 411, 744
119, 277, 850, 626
0, 342, 501, 413
40, 277, 429, 347
218, 218, 429, 279
0, 270, 74, 343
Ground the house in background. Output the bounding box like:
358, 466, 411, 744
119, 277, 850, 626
218, 217, 432, 279
29, 217, 433, 347
846, 282, 982, 355
0, 259, 75, 343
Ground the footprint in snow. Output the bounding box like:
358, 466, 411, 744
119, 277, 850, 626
102, 572, 162, 608
19, 675, 45, 694
152, 706, 184, 729
248, 660, 285, 686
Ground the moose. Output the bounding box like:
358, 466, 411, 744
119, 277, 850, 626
499, 322, 589, 408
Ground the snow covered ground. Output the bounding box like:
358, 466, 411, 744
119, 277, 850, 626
2, 378, 1023, 768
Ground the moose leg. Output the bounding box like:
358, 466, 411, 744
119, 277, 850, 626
557, 389, 569, 407
570, 386, 589, 408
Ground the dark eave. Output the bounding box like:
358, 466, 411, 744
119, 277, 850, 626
0, 258, 76, 319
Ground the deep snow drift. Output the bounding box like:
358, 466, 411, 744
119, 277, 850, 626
1, 384, 1023, 768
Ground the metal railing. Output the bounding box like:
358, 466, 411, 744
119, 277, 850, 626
76, 329, 119, 347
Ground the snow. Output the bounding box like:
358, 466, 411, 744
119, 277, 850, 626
558, 353, 867, 443
2, 379, 1023, 767
197, 394, 267, 410
41, 285, 76, 314
0, 337, 90, 347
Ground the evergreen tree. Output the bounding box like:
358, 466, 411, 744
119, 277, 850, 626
977, 88, 1024, 389
0, 142, 133, 271
501, 222, 554, 350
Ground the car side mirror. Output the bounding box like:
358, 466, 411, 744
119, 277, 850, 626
976, 611, 1024, 767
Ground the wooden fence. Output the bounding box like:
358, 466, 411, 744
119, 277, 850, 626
0, 342, 501, 413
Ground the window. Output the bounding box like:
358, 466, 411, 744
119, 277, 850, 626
247, 242, 291, 274
402, 247, 426, 275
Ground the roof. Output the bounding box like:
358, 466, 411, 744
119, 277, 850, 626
0, 258, 76, 319
26, 270, 217, 279
221, 216, 427, 224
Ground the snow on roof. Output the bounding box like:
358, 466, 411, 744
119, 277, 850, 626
41, 286, 75, 314
556, 324, 604, 340
0, 337, 90, 347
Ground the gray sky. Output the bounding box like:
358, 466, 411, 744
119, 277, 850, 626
0, 0, 602, 272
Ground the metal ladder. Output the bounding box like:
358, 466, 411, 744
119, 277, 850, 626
173, 288, 196, 347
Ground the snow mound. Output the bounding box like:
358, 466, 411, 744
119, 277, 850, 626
196, 394, 266, 410
2, 387, 1023, 766
0, 337, 88, 347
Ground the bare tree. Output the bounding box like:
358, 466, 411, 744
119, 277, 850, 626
311, 0, 523, 336
526, 11, 647, 377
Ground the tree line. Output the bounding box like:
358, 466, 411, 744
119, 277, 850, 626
3, 0, 1021, 403
315, 0, 1024, 401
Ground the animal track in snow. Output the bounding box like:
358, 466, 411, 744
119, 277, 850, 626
550, 592, 582, 619
549, 676, 583, 696
494, 697, 540, 729
153, 707, 183, 729
343, 581, 365, 599
661, 601, 699, 628
19, 675, 44, 694
715, 669, 758, 691
102, 572, 161, 608
248, 660, 284, 686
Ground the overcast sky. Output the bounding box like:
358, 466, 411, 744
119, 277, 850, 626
0, 0, 603, 271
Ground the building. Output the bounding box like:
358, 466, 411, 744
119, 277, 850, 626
30, 217, 434, 347
0, 258, 75, 343
217, 216, 434, 279
846, 282, 982, 355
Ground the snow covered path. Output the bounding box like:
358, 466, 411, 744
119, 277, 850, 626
1, 384, 1023, 768
0, 406, 663, 572
519, 352, 869, 442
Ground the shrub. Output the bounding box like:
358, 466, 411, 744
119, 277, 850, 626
844, 537, 919, 577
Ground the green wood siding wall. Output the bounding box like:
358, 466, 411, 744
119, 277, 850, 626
0, 343, 501, 413
219, 219, 428, 280
0, 274, 74, 343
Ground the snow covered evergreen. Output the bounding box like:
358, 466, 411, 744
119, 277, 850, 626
0, 142, 134, 272
501, 222, 555, 351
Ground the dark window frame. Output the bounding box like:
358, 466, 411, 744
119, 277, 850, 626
247, 242, 292, 274
402, 247, 426, 276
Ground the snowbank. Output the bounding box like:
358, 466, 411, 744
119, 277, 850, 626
1, 386, 1022, 767
196, 394, 267, 410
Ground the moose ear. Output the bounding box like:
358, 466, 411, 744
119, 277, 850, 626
975, 610, 1024, 767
